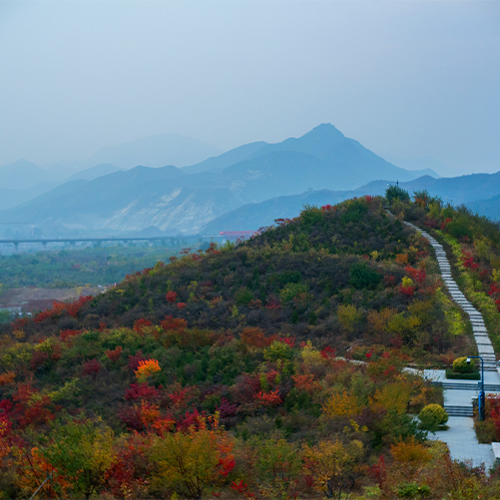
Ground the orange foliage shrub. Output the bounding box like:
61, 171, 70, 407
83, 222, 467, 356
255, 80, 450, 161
135, 359, 161, 383
0, 372, 15, 386
390, 436, 432, 480
292, 373, 322, 393
240, 327, 271, 348
255, 389, 282, 407
395, 253, 408, 265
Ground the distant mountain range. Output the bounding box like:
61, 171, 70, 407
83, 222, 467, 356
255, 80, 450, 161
0, 159, 54, 190
204, 172, 500, 233
4, 123, 497, 237
81, 133, 223, 170
0, 124, 443, 236
0, 133, 222, 210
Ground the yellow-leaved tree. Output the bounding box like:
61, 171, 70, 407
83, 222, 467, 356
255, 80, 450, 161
149, 413, 234, 499
304, 439, 365, 499
33, 417, 116, 500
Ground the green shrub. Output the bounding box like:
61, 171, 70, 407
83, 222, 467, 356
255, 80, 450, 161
418, 404, 448, 431
341, 198, 369, 223
445, 369, 480, 380
386, 185, 410, 205
300, 205, 323, 226
447, 216, 473, 240
235, 287, 254, 305
349, 262, 381, 290
280, 282, 308, 303
264, 341, 293, 361
453, 356, 475, 373
398, 483, 431, 498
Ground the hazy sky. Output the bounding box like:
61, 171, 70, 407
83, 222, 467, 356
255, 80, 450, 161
0, 0, 499, 176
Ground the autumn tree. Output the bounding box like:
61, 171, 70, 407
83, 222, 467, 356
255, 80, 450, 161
149, 414, 234, 499
304, 439, 365, 499
37, 417, 116, 499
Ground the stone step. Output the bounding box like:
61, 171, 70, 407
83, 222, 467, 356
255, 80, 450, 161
479, 347, 495, 356
476, 340, 493, 346
442, 383, 500, 391
475, 336, 491, 342
482, 354, 496, 360
444, 405, 473, 417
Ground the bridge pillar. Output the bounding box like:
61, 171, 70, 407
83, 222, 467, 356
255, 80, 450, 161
13, 241, 19, 253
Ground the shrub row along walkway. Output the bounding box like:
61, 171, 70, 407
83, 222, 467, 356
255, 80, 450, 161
403, 221, 499, 469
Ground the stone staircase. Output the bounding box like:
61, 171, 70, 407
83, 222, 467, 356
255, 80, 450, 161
403, 221, 497, 371
441, 382, 500, 391
444, 405, 474, 417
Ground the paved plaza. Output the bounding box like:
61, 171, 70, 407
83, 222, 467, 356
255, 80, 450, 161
430, 417, 495, 469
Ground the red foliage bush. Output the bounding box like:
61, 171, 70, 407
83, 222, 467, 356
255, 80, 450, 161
30, 350, 50, 370
118, 405, 144, 432
83, 359, 102, 377
160, 315, 187, 332
167, 387, 190, 408
124, 383, 161, 402
165, 291, 178, 302
461, 251, 478, 270
18, 396, 55, 428
60, 329, 83, 342
399, 284, 416, 297
405, 265, 426, 285
105, 346, 123, 362
133, 318, 152, 334
255, 389, 282, 407
35, 302, 66, 323
35, 295, 93, 323
278, 336, 295, 347
128, 351, 147, 371
320, 346, 336, 359
265, 298, 282, 311
66, 295, 93, 317
232, 374, 262, 404
217, 398, 238, 420
487, 394, 500, 440
176, 409, 203, 432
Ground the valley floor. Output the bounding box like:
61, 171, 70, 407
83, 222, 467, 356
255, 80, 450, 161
0, 286, 104, 313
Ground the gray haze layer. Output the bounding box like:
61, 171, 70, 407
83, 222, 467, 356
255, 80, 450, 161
1, 1, 499, 176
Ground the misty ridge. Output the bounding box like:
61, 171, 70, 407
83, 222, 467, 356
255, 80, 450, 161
0, 123, 499, 239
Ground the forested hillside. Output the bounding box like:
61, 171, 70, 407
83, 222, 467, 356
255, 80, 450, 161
1, 196, 499, 499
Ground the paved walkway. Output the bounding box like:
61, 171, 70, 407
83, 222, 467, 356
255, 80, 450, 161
402, 221, 499, 469
430, 417, 495, 469
404, 221, 496, 370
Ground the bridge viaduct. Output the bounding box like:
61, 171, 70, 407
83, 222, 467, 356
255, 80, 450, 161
0, 235, 219, 252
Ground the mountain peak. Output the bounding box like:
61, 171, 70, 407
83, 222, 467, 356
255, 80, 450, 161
299, 123, 346, 142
